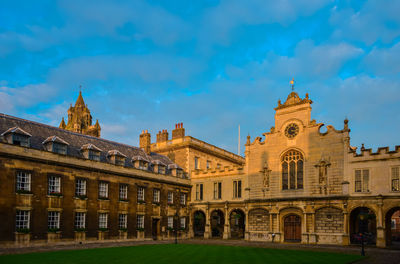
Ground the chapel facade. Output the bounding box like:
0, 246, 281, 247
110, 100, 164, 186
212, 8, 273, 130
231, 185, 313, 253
182, 90, 400, 248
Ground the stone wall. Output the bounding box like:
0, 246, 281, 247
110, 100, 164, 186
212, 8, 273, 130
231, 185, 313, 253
0, 145, 191, 244
315, 207, 343, 233
248, 209, 269, 231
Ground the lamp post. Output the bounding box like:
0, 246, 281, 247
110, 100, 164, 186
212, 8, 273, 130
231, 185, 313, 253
360, 233, 365, 256
271, 233, 276, 243
359, 213, 367, 256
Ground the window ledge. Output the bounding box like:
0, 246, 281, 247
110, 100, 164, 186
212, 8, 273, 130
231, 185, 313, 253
74, 196, 88, 200
47, 194, 63, 198
98, 198, 110, 201
281, 189, 304, 192
353, 191, 371, 194
16, 192, 33, 196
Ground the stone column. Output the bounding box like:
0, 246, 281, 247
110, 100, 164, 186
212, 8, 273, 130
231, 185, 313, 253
189, 207, 194, 238
342, 211, 350, 245
309, 213, 317, 244
301, 213, 308, 244
204, 204, 210, 239
223, 203, 229, 239
376, 198, 386, 248
244, 204, 249, 241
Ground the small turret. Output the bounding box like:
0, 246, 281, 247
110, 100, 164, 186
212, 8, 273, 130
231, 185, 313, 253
59, 117, 66, 129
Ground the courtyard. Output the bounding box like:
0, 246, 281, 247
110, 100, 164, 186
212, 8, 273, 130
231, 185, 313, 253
0, 243, 364, 264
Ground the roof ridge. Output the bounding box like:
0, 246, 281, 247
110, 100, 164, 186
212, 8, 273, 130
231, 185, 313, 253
0, 113, 142, 151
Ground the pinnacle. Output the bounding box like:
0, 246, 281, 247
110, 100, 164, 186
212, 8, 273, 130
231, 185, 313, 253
75, 90, 85, 107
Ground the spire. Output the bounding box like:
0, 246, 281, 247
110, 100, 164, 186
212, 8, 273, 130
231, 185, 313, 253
75, 89, 85, 107
59, 117, 66, 129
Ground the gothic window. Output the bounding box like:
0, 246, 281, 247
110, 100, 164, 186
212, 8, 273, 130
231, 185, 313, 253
281, 150, 304, 190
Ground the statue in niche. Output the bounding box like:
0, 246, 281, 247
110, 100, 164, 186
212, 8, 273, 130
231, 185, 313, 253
260, 162, 271, 189
315, 158, 331, 194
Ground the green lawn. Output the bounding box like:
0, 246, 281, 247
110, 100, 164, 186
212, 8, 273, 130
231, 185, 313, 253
0, 244, 363, 264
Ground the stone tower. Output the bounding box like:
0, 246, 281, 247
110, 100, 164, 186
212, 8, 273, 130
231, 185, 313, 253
59, 91, 101, 137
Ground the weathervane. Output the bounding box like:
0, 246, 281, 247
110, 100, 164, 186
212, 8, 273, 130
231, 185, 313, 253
290, 78, 295, 91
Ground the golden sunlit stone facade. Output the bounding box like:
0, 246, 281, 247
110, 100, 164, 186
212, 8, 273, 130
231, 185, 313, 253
181, 90, 400, 248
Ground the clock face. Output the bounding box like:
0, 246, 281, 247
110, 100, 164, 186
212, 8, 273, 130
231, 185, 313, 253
285, 123, 299, 139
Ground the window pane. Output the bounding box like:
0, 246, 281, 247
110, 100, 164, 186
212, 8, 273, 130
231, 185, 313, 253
297, 160, 303, 189
48, 211, 60, 230
76, 179, 87, 196
119, 214, 127, 229
289, 161, 296, 189
362, 170, 369, 192
17, 171, 31, 192
282, 162, 288, 190
16, 210, 30, 230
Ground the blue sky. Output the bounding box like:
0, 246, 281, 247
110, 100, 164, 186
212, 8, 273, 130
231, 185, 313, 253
1, 0, 400, 154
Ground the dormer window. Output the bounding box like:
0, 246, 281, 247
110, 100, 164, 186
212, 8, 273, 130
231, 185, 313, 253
153, 160, 167, 174
89, 150, 100, 161
80, 144, 102, 161
177, 169, 184, 178
132, 156, 150, 170
42, 136, 69, 155
139, 161, 148, 170
1, 127, 31, 147
168, 163, 184, 178
107, 150, 127, 166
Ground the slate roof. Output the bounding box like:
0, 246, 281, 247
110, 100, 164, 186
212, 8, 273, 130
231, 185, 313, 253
0, 113, 178, 171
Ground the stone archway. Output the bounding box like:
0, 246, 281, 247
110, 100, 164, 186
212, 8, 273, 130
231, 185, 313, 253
229, 209, 245, 239
210, 210, 224, 238
193, 210, 206, 237
385, 207, 400, 248
284, 214, 301, 242
349, 207, 376, 245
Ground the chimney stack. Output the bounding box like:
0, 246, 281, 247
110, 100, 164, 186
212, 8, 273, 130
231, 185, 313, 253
172, 122, 185, 139
156, 129, 169, 143
139, 130, 151, 154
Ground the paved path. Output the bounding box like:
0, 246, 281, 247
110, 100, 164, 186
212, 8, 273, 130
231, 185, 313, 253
1, 238, 399, 264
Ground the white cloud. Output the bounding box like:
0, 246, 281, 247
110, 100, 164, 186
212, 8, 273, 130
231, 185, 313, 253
48, 54, 204, 87
330, 0, 400, 45
200, 0, 332, 45
0, 83, 56, 111
364, 42, 400, 75
226, 40, 363, 79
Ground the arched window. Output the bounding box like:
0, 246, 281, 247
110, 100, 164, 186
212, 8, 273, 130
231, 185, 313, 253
282, 150, 304, 190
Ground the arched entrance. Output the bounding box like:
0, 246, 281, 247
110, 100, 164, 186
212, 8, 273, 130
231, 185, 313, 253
229, 209, 245, 239
193, 210, 206, 237
210, 210, 224, 238
385, 207, 400, 248
350, 207, 376, 245
284, 214, 301, 242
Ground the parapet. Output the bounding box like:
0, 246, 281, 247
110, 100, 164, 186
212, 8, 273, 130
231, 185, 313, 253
348, 143, 400, 160
191, 165, 244, 178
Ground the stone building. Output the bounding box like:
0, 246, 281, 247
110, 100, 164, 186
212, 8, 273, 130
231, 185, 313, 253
0, 93, 191, 246
1, 89, 399, 249
185, 90, 400, 248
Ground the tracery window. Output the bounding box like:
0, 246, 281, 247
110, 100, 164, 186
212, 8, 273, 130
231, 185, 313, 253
282, 150, 304, 190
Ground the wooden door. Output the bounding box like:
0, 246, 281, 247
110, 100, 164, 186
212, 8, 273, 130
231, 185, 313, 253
152, 219, 159, 240
284, 215, 301, 242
